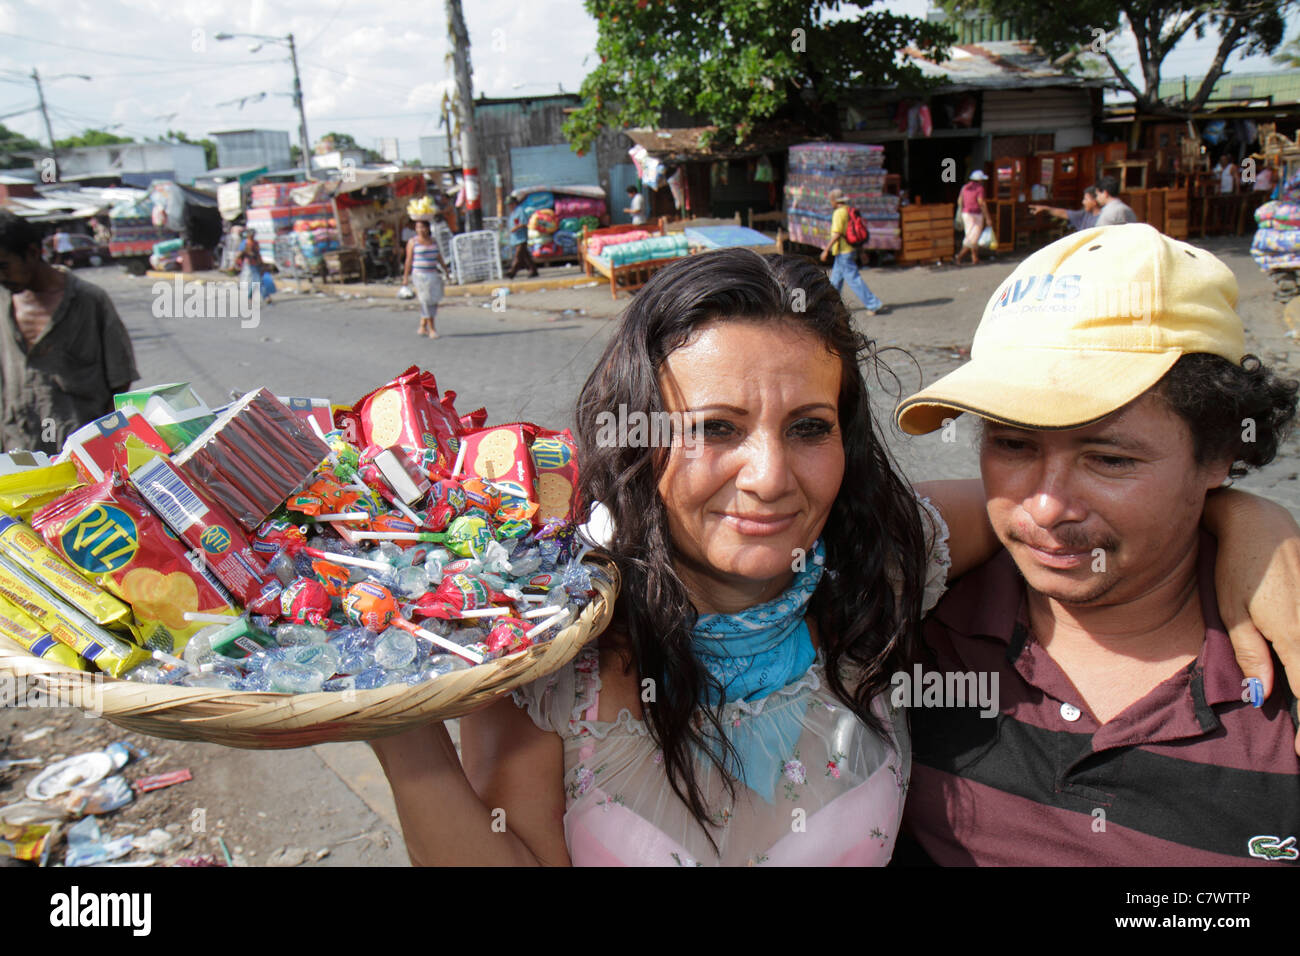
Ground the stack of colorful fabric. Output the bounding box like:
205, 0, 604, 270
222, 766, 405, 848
585, 230, 652, 256
555, 197, 607, 219
1251, 174, 1300, 274
602, 234, 689, 267
784, 142, 900, 251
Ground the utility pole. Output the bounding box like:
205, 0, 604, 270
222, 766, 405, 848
31, 68, 56, 155
445, 0, 481, 230
286, 33, 312, 179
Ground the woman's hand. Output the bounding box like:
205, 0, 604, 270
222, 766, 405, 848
1204, 489, 1300, 754
367, 715, 558, 866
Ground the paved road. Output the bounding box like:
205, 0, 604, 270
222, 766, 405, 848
16, 237, 1297, 866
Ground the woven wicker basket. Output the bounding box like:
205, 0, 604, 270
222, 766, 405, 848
0, 558, 619, 750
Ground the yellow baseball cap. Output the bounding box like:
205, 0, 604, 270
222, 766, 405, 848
895, 223, 1245, 435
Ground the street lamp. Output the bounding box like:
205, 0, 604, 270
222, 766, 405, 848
214, 31, 311, 179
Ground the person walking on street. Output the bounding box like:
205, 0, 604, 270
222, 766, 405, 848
0, 210, 138, 454
403, 218, 445, 338
624, 186, 646, 225
237, 232, 264, 308
1029, 186, 1100, 233
955, 170, 992, 265
820, 188, 886, 315
1093, 175, 1139, 226
504, 197, 538, 279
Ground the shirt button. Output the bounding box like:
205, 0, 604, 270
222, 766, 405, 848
1060, 702, 1081, 722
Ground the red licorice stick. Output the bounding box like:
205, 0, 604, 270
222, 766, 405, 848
215, 430, 289, 510
181, 449, 265, 528
251, 391, 329, 473
224, 416, 300, 494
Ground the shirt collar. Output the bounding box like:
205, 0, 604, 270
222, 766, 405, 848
933, 531, 1243, 708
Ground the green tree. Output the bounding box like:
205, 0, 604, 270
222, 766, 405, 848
1273, 31, 1300, 68
563, 0, 954, 154
939, 0, 1296, 114
163, 130, 217, 169
0, 123, 43, 169
53, 128, 134, 149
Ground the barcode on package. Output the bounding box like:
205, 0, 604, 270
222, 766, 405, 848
132, 458, 209, 532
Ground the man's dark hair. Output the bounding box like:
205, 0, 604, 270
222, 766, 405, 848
0, 210, 42, 258
1096, 175, 1120, 197
626, 186, 638, 195
1156, 353, 1299, 479
1082, 186, 1098, 200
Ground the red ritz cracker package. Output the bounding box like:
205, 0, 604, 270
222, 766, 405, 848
59, 407, 172, 483
30, 470, 236, 652
458, 423, 538, 505
341, 366, 463, 468
529, 428, 580, 528
128, 455, 283, 617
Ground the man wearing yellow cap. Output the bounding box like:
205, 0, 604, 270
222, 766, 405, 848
892, 224, 1300, 865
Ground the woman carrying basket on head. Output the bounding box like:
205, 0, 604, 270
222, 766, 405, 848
403, 218, 445, 338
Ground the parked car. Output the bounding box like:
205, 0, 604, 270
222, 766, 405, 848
43, 233, 111, 268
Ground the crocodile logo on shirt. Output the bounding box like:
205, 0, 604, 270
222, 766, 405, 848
1247, 835, 1298, 861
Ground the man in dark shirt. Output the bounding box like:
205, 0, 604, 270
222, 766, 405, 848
893, 224, 1300, 865
0, 210, 139, 454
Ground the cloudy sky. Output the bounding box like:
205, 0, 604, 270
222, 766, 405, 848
0, 0, 1290, 162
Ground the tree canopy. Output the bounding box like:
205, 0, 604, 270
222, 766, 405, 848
0, 124, 43, 169
939, 0, 1296, 114
563, 0, 954, 154
53, 128, 134, 149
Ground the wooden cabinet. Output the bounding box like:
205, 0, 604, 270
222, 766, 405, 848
898, 203, 955, 265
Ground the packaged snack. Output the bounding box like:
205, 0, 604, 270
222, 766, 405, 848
343, 366, 462, 466
174, 388, 330, 531
59, 407, 171, 483
128, 455, 283, 617
113, 383, 216, 453
0, 461, 81, 520
0, 593, 90, 670
0, 823, 51, 862
0, 552, 151, 676
0, 514, 134, 631
31, 471, 236, 653
0, 450, 52, 475
529, 428, 580, 528
485, 617, 532, 655
458, 425, 538, 505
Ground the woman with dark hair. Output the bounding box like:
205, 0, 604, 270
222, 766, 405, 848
369, 248, 1299, 866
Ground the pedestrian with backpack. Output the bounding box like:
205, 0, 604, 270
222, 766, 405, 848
820, 188, 887, 315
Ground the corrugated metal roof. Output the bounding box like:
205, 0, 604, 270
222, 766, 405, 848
895, 41, 1113, 92
1155, 71, 1300, 106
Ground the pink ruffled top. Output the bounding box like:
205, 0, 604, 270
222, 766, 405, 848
511, 500, 951, 867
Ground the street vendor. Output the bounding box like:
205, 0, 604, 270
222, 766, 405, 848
402, 218, 445, 338
369, 248, 1300, 866
0, 209, 139, 455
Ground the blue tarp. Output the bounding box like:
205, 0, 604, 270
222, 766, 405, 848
683, 225, 777, 249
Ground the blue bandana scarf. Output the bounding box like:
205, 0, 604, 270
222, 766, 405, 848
690, 539, 825, 802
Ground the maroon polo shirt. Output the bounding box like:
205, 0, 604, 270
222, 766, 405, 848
898, 534, 1300, 866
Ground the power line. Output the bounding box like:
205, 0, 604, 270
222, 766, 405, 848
0, 31, 268, 65
299, 0, 350, 51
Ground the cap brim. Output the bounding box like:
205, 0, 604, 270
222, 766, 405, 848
895, 348, 1182, 435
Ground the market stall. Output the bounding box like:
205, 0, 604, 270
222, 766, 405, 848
508, 184, 610, 267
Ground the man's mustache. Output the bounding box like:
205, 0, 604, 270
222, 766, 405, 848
1007, 525, 1118, 555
